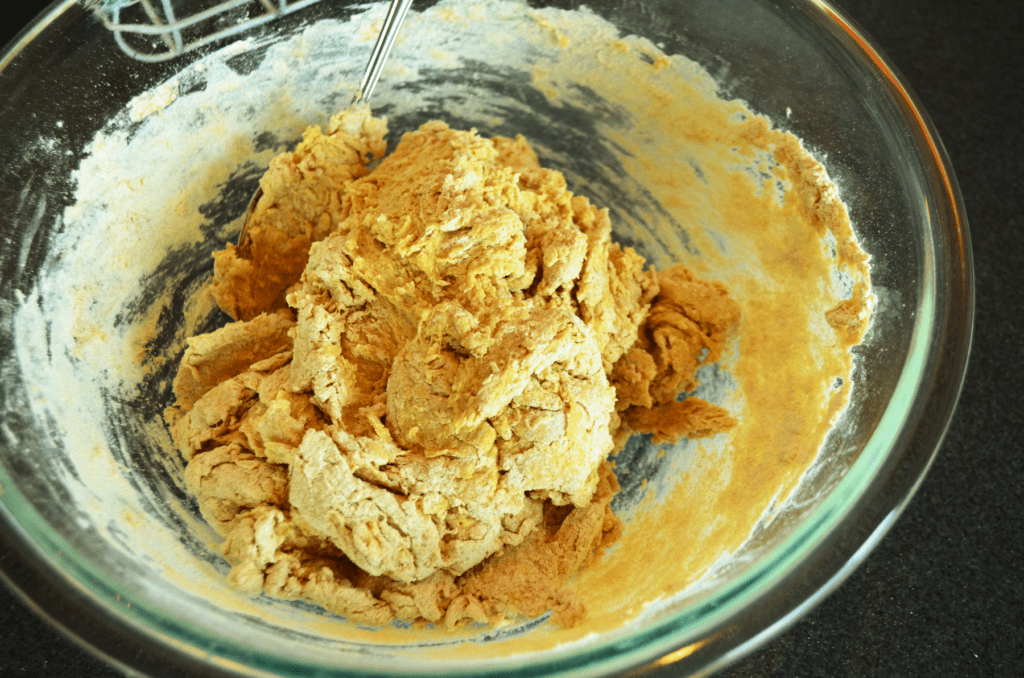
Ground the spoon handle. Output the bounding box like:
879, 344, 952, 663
356, 0, 414, 105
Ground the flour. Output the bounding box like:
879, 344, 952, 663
128, 79, 180, 122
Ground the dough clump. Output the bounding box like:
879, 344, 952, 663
167, 107, 739, 627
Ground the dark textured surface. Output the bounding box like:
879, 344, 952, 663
2, 0, 1022, 675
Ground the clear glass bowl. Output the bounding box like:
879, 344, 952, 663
0, 0, 972, 676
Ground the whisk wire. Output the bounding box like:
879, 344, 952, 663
88, 0, 326, 62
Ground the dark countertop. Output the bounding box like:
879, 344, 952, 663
2, 0, 1021, 675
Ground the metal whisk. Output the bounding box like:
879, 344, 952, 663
86, 0, 331, 63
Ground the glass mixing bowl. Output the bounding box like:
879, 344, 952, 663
0, 0, 972, 675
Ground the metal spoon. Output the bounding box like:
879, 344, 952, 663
237, 0, 413, 254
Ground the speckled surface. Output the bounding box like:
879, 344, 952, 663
2, 0, 1021, 675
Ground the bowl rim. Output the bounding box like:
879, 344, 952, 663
0, 0, 973, 676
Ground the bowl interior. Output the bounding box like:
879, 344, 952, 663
0, 0, 967, 675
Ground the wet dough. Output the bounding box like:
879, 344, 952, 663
168, 108, 739, 627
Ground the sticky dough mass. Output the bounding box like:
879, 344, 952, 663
168, 108, 739, 626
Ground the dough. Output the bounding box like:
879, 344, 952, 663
167, 107, 739, 627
